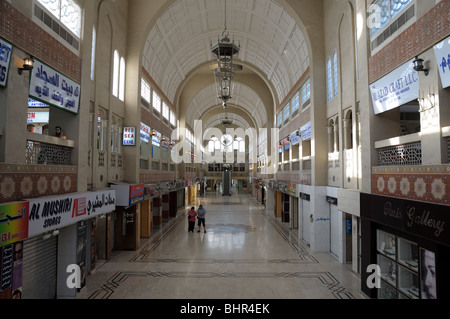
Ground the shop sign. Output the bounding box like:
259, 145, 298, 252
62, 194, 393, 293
111, 184, 144, 206
28, 98, 49, 108
28, 189, 116, 237
434, 35, 450, 89
0, 37, 13, 88
129, 184, 144, 206
27, 111, 49, 124
29, 59, 80, 114
152, 130, 161, 147
300, 122, 311, 141
123, 127, 136, 146
290, 131, 300, 146
287, 184, 297, 197
140, 123, 150, 143
161, 138, 169, 150
361, 193, 449, 246
369, 59, 419, 115
0, 202, 29, 248
283, 138, 290, 151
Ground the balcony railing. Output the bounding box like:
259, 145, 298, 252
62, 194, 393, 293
26, 132, 74, 165
375, 133, 422, 166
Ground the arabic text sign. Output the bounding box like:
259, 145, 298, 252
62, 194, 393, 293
0, 202, 29, 248
0, 37, 13, 87
29, 59, 80, 114
434, 35, 450, 89
28, 189, 116, 237
370, 59, 419, 115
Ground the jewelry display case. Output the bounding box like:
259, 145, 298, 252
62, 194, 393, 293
376, 230, 420, 299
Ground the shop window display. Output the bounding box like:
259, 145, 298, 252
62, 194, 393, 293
376, 229, 434, 299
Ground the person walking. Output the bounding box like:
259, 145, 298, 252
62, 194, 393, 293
187, 207, 197, 233
197, 205, 207, 233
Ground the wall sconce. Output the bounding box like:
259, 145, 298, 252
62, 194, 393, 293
150, 130, 156, 136
18, 57, 34, 75
413, 56, 429, 76
418, 87, 436, 113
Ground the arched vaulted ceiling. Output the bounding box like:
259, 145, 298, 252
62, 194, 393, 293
185, 83, 267, 130
141, 0, 310, 130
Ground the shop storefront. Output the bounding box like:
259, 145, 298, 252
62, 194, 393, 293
8, 189, 116, 299
361, 193, 450, 299
110, 183, 144, 251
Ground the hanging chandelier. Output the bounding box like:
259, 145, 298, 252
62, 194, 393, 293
210, 0, 241, 108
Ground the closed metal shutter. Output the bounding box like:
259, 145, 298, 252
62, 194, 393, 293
22, 235, 58, 299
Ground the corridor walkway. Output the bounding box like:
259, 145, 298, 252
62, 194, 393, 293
77, 190, 364, 300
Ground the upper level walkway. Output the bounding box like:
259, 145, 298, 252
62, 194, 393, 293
77, 190, 364, 300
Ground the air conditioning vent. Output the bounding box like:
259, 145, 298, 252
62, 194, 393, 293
371, 5, 415, 52
34, 4, 79, 51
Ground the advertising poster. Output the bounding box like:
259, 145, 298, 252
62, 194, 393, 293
28, 59, 81, 114
0, 37, 13, 87
76, 220, 86, 290
420, 248, 437, 299
0, 202, 29, 248
0, 241, 23, 299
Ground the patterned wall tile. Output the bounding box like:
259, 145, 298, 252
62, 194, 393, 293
0, 164, 77, 203
372, 165, 450, 205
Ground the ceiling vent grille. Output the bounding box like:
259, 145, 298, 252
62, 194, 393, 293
34, 4, 80, 51
371, 5, 415, 52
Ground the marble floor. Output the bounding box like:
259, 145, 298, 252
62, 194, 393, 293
77, 191, 366, 300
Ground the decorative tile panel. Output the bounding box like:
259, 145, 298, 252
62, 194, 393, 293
372, 165, 450, 205
0, 164, 77, 203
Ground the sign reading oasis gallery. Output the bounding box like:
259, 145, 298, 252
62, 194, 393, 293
369, 59, 419, 115
27, 189, 116, 237
29, 58, 81, 114
361, 193, 449, 246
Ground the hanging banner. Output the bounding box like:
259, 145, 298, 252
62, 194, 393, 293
27, 189, 116, 237
0, 202, 29, 248
29, 58, 80, 114
152, 130, 161, 147
290, 130, 300, 146
140, 123, 150, 143
370, 59, 419, 115
434, 35, 450, 89
300, 122, 311, 141
0, 37, 13, 88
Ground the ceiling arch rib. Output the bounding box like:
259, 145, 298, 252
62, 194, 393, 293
142, 0, 310, 105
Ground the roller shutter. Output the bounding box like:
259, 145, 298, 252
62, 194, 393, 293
22, 235, 58, 299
